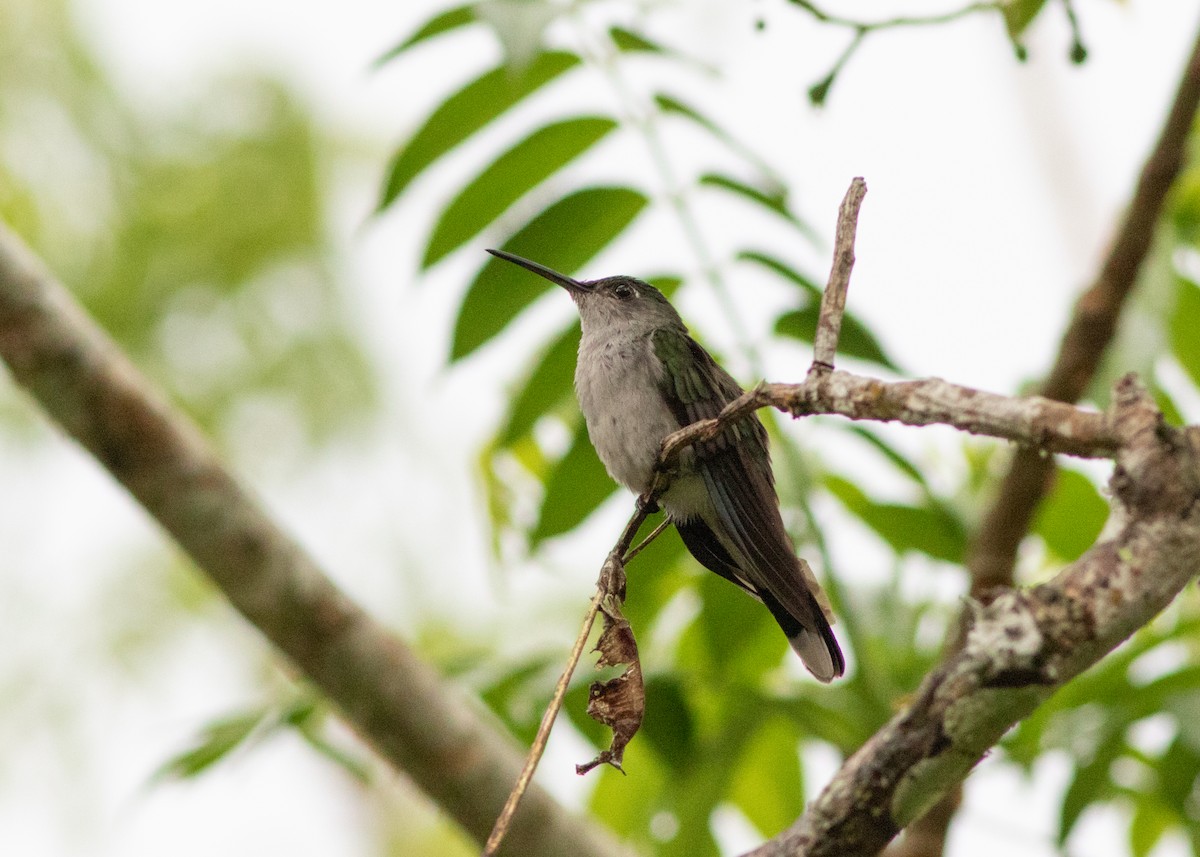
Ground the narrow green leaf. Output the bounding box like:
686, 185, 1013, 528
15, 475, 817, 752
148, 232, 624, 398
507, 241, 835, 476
379, 51, 580, 209
451, 186, 647, 359
693, 572, 784, 678
1129, 798, 1174, 857
1058, 726, 1123, 843
655, 92, 736, 148
373, 5, 477, 68
1170, 277, 1200, 388
154, 710, 268, 781
1002, 0, 1049, 41
729, 716, 804, 836
499, 324, 580, 445
423, 116, 617, 267
700, 173, 813, 237
737, 255, 896, 370
610, 27, 716, 73
846, 426, 929, 491
290, 707, 374, 784
640, 676, 696, 769
824, 476, 966, 563
701, 173, 787, 216
776, 306, 897, 370
532, 420, 616, 543
610, 26, 663, 53
737, 250, 821, 296
1034, 468, 1109, 562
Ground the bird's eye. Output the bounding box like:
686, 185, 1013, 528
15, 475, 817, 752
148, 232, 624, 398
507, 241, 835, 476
613, 283, 635, 300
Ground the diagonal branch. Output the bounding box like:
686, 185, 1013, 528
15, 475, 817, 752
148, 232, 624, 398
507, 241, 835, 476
0, 223, 633, 857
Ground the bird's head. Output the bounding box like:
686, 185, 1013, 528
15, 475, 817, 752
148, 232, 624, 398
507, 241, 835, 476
486, 249, 682, 334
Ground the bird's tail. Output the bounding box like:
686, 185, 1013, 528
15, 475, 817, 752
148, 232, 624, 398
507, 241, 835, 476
760, 588, 845, 683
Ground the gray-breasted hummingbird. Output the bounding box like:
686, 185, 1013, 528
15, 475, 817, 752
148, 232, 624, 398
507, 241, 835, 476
487, 249, 844, 682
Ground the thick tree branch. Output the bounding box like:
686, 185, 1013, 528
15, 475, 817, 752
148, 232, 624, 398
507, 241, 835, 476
0, 223, 633, 857
744, 378, 1200, 857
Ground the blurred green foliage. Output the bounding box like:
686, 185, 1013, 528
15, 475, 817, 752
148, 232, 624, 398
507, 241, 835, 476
0, 0, 397, 851
0, 0, 376, 450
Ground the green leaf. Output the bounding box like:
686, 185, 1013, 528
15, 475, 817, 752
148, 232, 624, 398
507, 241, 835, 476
423, 116, 618, 267
1129, 798, 1174, 857
532, 420, 616, 543
379, 51, 580, 209
846, 426, 929, 491
610, 26, 664, 53
737, 249, 821, 296
692, 572, 785, 680
498, 324, 580, 445
728, 716, 803, 836
373, 5, 477, 67
1034, 467, 1109, 562
1156, 733, 1200, 811
286, 701, 373, 784
700, 173, 814, 237
154, 710, 268, 781
1170, 277, 1200, 388
588, 739, 670, 841
655, 92, 738, 149
739, 252, 894, 370
776, 306, 897, 370
451, 186, 647, 359
1058, 721, 1124, 843
824, 476, 966, 563
480, 656, 558, 744
1001, 0, 1050, 41
640, 675, 696, 770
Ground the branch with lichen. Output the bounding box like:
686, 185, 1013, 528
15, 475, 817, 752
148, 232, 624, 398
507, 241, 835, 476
745, 375, 1200, 857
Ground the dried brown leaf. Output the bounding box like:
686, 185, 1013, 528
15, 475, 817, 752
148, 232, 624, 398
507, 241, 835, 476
576, 600, 643, 775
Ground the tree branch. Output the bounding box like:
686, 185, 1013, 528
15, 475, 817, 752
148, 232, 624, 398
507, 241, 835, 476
0, 223, 633, 857
660, 373, 1117, 467
744, 378, 1200, 857
887, 25, 1200, 857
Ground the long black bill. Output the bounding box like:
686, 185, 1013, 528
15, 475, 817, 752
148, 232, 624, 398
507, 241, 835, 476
486, 248, 590, 294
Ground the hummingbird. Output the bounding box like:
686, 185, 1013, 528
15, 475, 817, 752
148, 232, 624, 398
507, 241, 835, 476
487, 249, 844, 682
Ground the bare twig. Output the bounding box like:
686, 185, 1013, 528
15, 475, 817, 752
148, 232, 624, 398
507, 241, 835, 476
812, 177, 867, 369
789, 0, 1002, 31
483, 496, 664, 855
788, 2, 1005, 103
482, 578, 608, 856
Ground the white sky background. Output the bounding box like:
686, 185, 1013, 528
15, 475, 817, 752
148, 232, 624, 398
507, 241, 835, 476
4, 1, 1200, 856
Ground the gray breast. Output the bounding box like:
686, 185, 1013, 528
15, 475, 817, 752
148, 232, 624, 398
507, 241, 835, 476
575, 330, 680, 493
